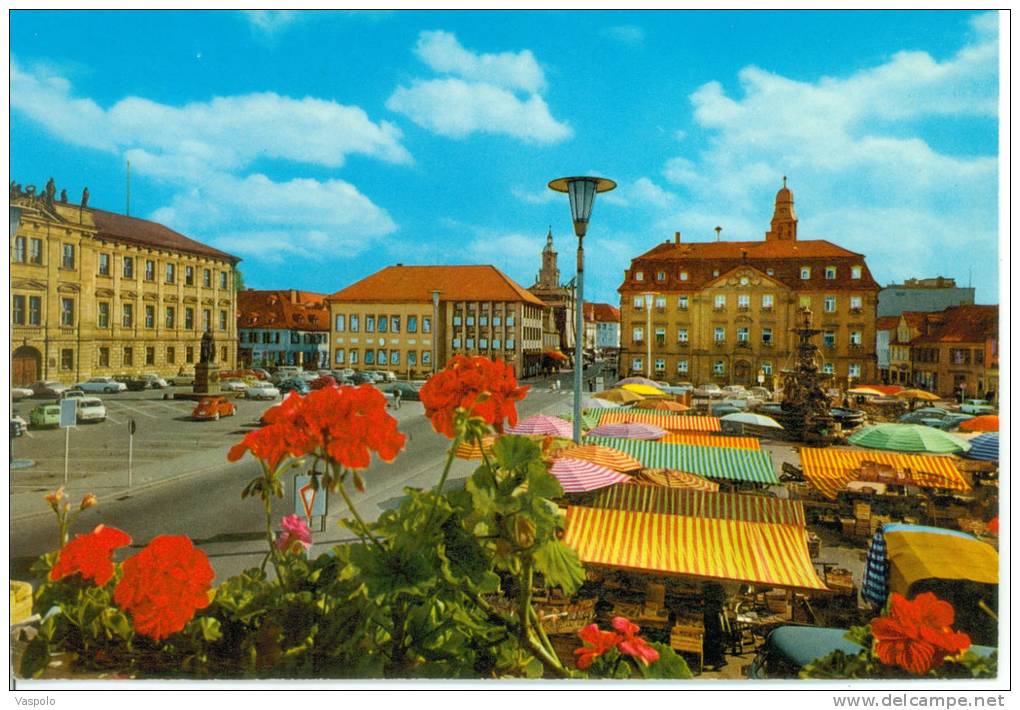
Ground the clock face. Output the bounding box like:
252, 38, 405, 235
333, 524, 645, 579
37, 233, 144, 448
739, 276, 750, 286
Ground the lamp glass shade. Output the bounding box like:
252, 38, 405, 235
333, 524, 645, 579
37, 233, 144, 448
567, 178, 598, 225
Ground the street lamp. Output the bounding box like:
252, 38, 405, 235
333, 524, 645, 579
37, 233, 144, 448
549, 176, 617, 443
644, 292, 655, 378
431, 289, 441, 378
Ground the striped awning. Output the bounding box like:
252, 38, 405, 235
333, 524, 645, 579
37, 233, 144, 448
454, 435, 496, 460
659, 434, 761, 450
586, 437, 779, 484
587, 408, 722, 433
799, 447, 970, 500
554, 444, 643, 472
564, 486, 827, 591
629, 468, 719, 492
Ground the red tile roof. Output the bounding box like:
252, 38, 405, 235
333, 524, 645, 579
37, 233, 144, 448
619, 239, 879, 293
586, 302, 621, 323
876, 316, 901, 331
912, 305, 998, 345
328, 265, 546, 307
238, 289, 330, 331
90, 208, 239, 263
900, 311, 928, 330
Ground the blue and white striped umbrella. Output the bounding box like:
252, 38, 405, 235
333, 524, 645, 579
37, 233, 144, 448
962, 433, 999, 462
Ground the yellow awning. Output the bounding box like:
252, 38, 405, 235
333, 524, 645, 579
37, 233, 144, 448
799, 447, 969, 500
885, 529, 998, 597
593, 410, 721, 433
564, 487, 827, 592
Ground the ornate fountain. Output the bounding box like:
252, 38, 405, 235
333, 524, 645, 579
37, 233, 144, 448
779, 308, 835, 444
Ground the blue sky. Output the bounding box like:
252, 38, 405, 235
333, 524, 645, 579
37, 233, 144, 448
11, 10, 1000, 304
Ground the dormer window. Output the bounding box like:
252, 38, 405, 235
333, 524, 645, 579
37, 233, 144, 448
656, 271, 666, 281
766, 268, 774, 276
825, 266, 837, 279
851, 265, 863, 279
800, 266, 811, 280
634, 271, 644, 281
712, 269, 720, 277
679, 271, 688, 281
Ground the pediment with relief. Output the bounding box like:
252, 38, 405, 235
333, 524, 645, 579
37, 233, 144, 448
12, 279, 48, 292
706, 265, 788, 291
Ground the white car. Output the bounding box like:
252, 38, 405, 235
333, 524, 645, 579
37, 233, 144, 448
73, 377, 127, 394
11, 387, 33, 401
60, 389, 87, 400
143, 373, 169, 389
76, 397, 107, 423
246, 384, 280, 401
693, 383, 723, 398
220, 379, 249, 393
170, 369, 196, 386
722, 385, 749, 399
960, 399, 996, 415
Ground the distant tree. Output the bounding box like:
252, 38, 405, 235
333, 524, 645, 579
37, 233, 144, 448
233, 267, 245, 293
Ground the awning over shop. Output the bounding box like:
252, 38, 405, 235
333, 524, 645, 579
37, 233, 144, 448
799, 448, 970, 500
564, 486, 827, 591
659, 434, 761, 450
585, 437, 779, 484
587, 408, 722, 433
544, 350, 569, 362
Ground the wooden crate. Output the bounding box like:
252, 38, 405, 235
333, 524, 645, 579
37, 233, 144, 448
854, 501, 871, 520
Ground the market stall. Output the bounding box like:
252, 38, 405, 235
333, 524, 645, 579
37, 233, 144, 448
584, 437, 779, 485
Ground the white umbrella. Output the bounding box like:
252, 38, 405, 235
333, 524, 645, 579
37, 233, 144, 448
720, 412, 784, 429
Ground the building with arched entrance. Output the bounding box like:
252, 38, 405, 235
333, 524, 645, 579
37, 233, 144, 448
10, 179, 240, 385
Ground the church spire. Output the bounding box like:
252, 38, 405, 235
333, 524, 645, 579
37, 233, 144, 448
536, 227, 560, 288
765, 177, 798, 241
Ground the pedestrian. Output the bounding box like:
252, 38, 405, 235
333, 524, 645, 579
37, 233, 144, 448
393, 387, 402, 410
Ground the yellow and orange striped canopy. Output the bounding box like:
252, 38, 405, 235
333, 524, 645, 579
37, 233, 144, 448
659, 434, 760, 450
629, 468, 719, 492
554, 444, 643, 472
454, 435, 496, 460
593, 410, 721, 433
798, 447, 970, 499
564, 486, 827, 591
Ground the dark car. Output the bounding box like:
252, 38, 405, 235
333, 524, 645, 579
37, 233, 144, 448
278, 379, 311, 395
381, 382, 422, 401
350, 372, 375, 385
113, 374, 148, 392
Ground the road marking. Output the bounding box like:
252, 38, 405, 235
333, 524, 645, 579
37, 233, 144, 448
105, 412, 126, 425
104, 401, 159, 418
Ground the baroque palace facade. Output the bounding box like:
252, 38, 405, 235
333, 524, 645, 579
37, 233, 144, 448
618, 181, 880, 389
10, 179, 240, 385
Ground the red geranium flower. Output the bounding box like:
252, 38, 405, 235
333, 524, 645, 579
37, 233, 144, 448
611, 616, 660, 666
574, 623, 623, 669
113, 535, 215, 642
49, 524, 132, 586
987, 517, 999, 536
871, 592, 971, 675
420, 356, 530, 438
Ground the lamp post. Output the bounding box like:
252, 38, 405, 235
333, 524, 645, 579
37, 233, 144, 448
549, 176, 617, 443
431, 289, 441, 378
644, 292, 655, 378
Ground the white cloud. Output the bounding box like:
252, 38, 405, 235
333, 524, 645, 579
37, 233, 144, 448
511, 186, 560, 205
387, 78, 571, 144
242, 10, 300, 37
388, 31, 571, 145
414, 30, 546, 93
652, 12, 998, 294
11, 61, 405, 263
602, 25, 645, 46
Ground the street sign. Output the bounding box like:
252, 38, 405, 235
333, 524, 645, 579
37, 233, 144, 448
129, 418, 137, 435
294, 474, 327, 529
59, 399, 77, 429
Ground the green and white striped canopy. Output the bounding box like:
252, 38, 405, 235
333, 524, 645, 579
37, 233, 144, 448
585, 436, 779, 484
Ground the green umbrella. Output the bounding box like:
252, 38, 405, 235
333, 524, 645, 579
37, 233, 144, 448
848, 423, 971, 454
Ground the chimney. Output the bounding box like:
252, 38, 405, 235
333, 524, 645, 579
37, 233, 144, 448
715, 226, 722, 242
289, 289, 298, 304
674, 231, 681, 245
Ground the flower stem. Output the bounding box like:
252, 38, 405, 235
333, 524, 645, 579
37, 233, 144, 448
335, 471, 386, 553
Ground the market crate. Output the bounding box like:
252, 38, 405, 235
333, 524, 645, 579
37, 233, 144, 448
840, 518, 856, 537
853, 501, 871, 520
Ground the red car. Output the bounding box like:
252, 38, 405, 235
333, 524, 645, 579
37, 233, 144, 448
192, 396, 237, 421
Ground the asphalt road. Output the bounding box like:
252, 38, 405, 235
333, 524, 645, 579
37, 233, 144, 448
10, 376, 578, 583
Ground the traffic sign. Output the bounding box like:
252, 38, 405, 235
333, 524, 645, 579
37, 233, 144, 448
294, 474, 327, 520
59, 399, 77, 429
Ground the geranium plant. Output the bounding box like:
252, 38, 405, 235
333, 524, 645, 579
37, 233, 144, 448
22, 358, 691, 680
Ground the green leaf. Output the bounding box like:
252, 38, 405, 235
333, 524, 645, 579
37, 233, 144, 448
492, 435, 542, 473
532, 540, 585, 595
199, 617, 223, 642
103, 609, 133, 641
638, 643, 694, 679
525, 467, 564, 500
19, 637, 51, 679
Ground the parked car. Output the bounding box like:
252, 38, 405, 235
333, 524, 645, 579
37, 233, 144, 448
60, 389, 87, 401
29, 403, 62, 428
30, 381, 69, 398
277, 379, 311, 395
380, 382, 422, 402
363, 370, 386, 383
170, 369, 196, 386
11, 387, 33, 402
693, 383, 723, 398
930, 413, 974, 431
142, 373, 169, 389
722, 385, 749, 399
749, 386, 772, 401
899, 407, 951, 424
192, 396, 237, 421
250, 367, 272, 381
246, 383, 280, 401
332, 368, 355, 380
960, 399, 996, 415
378, 371, 398, 383
351, 372, 376, 385
220, 379, 249, 393
11, 414, 28, 437
76, 397, 107, 424
271, 366, 303, 383
112, 374, 148, 391
73, 376, 127, 394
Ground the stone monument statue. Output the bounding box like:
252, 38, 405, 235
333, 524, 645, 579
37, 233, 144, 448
200, 329, 216, 364
194, 330, 220, 395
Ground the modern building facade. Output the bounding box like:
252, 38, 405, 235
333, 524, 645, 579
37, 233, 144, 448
877, 277, 975, 317
10, 179, 239, 386
529, 229, 577, 360
617, 181, 880, 388
237, 290, 330, 369
327, 265, 547, 379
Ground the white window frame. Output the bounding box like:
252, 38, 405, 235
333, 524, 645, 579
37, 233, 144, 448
824, 296, 837, 313
737, 294, 750, 309
849, 363, 861, 377
679, 271, 688, 282
850, 330, 862, 345
678, 295, 689, 310
714, 294, 726, 309
800, 266, 811, 280
632, 326, 644, 342
632, 357, 643, 372
714, 327, 725, 342
762, 294, 774, 310
677, 328, 688, 343
633, 296, 644, 309
825, 266, 837, 279
677, 360, 688, 373
634, 271, 644, 282
654, 358, 666, 372
851, 266, 863, 279
713, 360, 725, 375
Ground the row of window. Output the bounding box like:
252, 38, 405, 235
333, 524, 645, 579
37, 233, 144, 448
452, 314, 516, 327
632, 293, 865, 312
629, 357, 862, 377
12, 237, 231, 288
451, 337, 516, 350
334, 314, 432, 334
334, 349, 432, 367
631, 325, 864, 346
57, 344, 229, 371
95, 302, 229, 331
633, 265, 865, 283
240, 331, 329, 345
